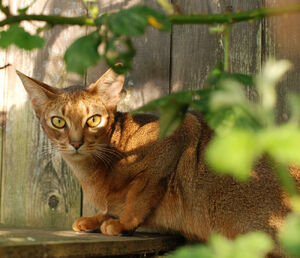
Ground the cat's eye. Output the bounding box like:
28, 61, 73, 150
86, 115, 101, 128
51, 116, 66, 129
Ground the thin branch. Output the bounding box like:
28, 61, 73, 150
0, 3, 300, 28
0, 63, 11, 69
0, 14, 94, 27
170, 3, 300, 24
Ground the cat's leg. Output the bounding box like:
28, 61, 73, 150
73, 213, 110, 232
101, 177, 166, 235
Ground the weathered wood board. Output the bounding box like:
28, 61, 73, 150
171, 1, 224, 93
171, 0, 262, 95
0, 226, 183, 258
263, 0, 300, 122
0, 0, 85, 227
83, 0, 171, 217
0, 45, 7, 223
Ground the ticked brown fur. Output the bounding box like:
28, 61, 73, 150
17, 68, 300, 256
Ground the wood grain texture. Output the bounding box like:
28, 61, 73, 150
263, 0, 300, 122
171, 0, 261, 94
82, 0, 171, 217
0, 0, 85, 227
226, 0, 262, 101
0, 40, 8, 223
0, 226, 183, 258
170, 1, 223, 92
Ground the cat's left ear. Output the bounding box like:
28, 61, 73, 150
87, 68, 125, 109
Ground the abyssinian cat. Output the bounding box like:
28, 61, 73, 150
17, 68, 299, 256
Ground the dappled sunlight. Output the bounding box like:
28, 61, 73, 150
6, 237, 27, 243
0, 230, 10, 236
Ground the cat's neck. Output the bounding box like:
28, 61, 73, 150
62, 154, 106, 181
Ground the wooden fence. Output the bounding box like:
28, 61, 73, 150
0, 0, 300, 228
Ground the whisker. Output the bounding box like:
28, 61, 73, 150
94, 144, 124, 159
101, 148, 123, 158
94, 152, 110, 169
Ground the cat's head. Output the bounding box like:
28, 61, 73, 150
17, 68, 125, 162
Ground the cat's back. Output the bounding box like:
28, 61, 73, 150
142, 111, 296, 245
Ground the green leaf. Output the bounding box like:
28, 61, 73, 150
205, 62, 224, 87
171, 232, 272, 258
132, 90, 193, 114
279, 213, 300, 257
64, 31, 102, 75
159, 98, 189, 138
170, 244, 213, 258
260, 125, 300, 165
209, 79, 246, 110
17, 6, 30, 14
107, 8, 148, 36
205, 62, 254, 88
105, 5, 171, 37
0, 24, 45, 50
205, 106, 261, 134
225, 73, 254, 86
89, 5, 99, 18
105, 37, 135, 74
156, 0, 174, 15
95, 13, 108, 27
214, 232, 273, 258
206, 130, 261, 181
256, 59, 291, 110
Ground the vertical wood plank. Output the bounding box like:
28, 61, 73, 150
1, 0, 85, 227
0, 36, 7, 222
171, 0, 262, 93
170, 1, 223, 92
263, 0, 300, 122
82, 0, 171, 217
225, 0, 262, 100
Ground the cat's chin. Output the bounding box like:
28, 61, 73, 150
61, 151, 86, 161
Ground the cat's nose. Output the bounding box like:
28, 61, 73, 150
70, 140, 83, 150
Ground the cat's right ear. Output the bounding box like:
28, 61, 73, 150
16, 71, 60, 116
86, 67, 125, 109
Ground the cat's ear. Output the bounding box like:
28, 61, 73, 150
16, 70, 60, 116
87, 68, 125, 109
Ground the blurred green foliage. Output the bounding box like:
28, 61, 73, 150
171, 232, 273, 258
135, 59, 300, 258
0, 24, 44, 50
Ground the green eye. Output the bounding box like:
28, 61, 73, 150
51, 116, 66, 129
87, 115, 101, 128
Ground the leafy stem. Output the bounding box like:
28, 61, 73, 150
223, 24, 231, 73
170, 3, 300, 24
1, 3, 300, 28
0, 14, 94, 27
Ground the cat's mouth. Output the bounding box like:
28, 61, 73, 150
71, 150, 84, 156
61, 149, 85, 157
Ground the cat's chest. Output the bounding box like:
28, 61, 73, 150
79, 171, 110, 213
79, 169, 128, 216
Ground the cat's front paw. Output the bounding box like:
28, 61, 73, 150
72, 216, 101, 232
100, 218, 125, 236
